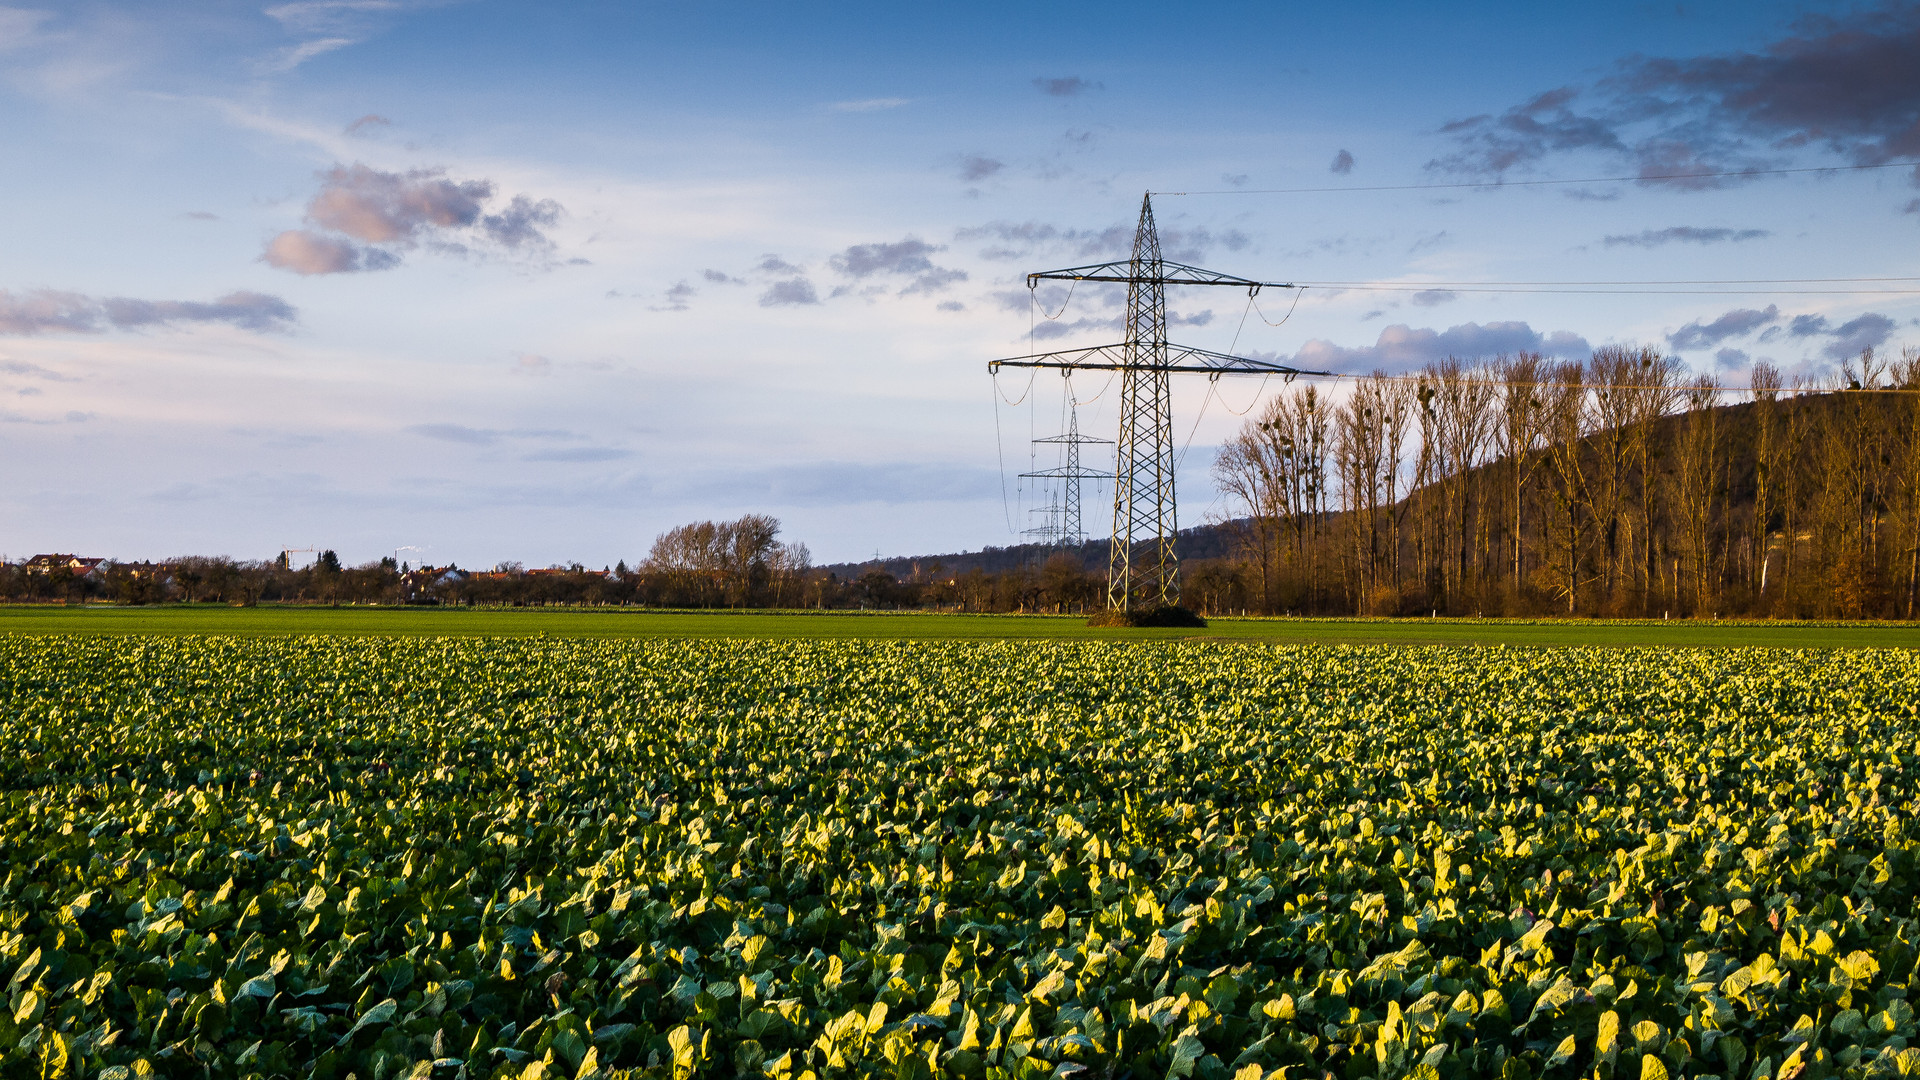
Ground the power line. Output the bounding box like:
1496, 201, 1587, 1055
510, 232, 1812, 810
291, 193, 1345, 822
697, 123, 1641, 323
1154, 159, 1920, 197
1299, 276, 1920, 286
1301, 369, 1920, 398
1300, 285, 1920, 296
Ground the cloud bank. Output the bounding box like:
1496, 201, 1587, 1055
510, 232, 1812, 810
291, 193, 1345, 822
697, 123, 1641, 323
1432, 5, 1920, 192
1281, 321, 1593, 375
1666, 304, 1899, 361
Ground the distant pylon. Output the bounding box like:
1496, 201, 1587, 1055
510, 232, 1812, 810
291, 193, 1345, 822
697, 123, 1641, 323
1020, 391, 1113, 551
1021, 496, 1066, 550
989, 192, 1331, 611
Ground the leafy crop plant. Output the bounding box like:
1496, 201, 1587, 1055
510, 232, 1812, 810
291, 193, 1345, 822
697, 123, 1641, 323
3, 636, 1919, 1080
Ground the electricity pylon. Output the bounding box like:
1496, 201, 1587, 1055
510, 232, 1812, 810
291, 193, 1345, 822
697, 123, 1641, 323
1022, 496, 1066, 550
990, 192, 1328, 612
1020, 399, 1113, 551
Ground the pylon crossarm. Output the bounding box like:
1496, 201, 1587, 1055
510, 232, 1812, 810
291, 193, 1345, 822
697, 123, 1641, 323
1019, 467, 1117, 479
989, 342, 1335, 377
1026, 259, 1297, 290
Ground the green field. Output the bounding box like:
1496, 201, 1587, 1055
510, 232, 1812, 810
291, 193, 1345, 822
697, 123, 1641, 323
6, 635, 1920, 1079
6, 604, 1920, 647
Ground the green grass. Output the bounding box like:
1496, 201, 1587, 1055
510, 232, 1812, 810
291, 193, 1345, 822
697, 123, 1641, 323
5, 603, 1920, 646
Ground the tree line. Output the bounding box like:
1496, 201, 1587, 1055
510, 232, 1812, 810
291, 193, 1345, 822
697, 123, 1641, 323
1203, 344, 1920, 619
15, 340, 1919, 619
0, 513, 1106, 612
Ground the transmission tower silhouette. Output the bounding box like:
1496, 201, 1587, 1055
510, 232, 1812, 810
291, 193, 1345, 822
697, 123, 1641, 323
990, 192, 1327, 612
1020, 398, 1112, 551
1021, 495, 1066, 550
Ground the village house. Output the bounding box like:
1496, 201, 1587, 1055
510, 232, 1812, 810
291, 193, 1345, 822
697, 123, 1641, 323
23, 554, 106, 578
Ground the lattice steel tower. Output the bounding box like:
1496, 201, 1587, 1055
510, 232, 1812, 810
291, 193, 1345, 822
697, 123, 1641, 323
1020, 401, 1113, 551
990, 193, 1325, 612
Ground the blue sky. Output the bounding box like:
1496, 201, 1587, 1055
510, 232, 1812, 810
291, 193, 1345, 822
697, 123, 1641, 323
3, 0, 1917, 566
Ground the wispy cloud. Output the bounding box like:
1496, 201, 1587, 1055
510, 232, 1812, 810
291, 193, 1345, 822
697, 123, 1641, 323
1604, 226, 1771, 247
1033, 75, 1100, 97
263, 1, 405, 33
958, 155, 1004, 182
959, 219, 1248, 264
0, 289, 297, 335
1668, 305, 1780, 350
0, 7, 54, 52
524, 446, 629, 463
0, 359, 79, 382
256, 36, 354, 74
404, 423, 577, 446
828, 97, 909, 112
256, 0, 423, 75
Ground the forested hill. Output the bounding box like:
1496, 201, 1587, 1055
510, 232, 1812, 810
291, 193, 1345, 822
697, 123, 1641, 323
831, 370, 1920, 621
818, 519, 1242, 580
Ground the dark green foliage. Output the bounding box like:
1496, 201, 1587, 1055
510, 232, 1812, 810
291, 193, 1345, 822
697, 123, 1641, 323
3, 637, 1919, 1080
1085, 607, 1207, 628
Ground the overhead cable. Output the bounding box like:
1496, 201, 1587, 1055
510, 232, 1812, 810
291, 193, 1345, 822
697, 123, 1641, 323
1153, 159, 1920, 197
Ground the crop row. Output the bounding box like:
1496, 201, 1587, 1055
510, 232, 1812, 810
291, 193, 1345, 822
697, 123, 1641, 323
3, 637, 1919, 1080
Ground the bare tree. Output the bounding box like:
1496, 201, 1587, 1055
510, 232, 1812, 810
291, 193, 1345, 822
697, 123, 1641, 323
1749, 362, 1784, 603
1671, 376, 1722, 614
1539, 363, 1593, 613
1429, 358, 1496, 609
1892, 347, 1920, 617
1212, 412, 1285, 612
1493, 353, 1552, 601
1334, 373, 1410, 612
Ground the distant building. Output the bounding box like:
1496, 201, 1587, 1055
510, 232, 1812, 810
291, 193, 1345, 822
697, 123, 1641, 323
398, 565, 466, 601
24, 554, 105, 577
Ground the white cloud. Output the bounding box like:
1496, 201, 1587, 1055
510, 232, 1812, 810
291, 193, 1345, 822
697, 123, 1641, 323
0, 7, 54, 53
255, 36, 355, 74
263, 0, 403, 33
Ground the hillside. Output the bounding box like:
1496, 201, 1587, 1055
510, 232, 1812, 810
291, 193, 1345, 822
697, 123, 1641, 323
829, 385, 1920, 620
817, 517, 1244, 580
